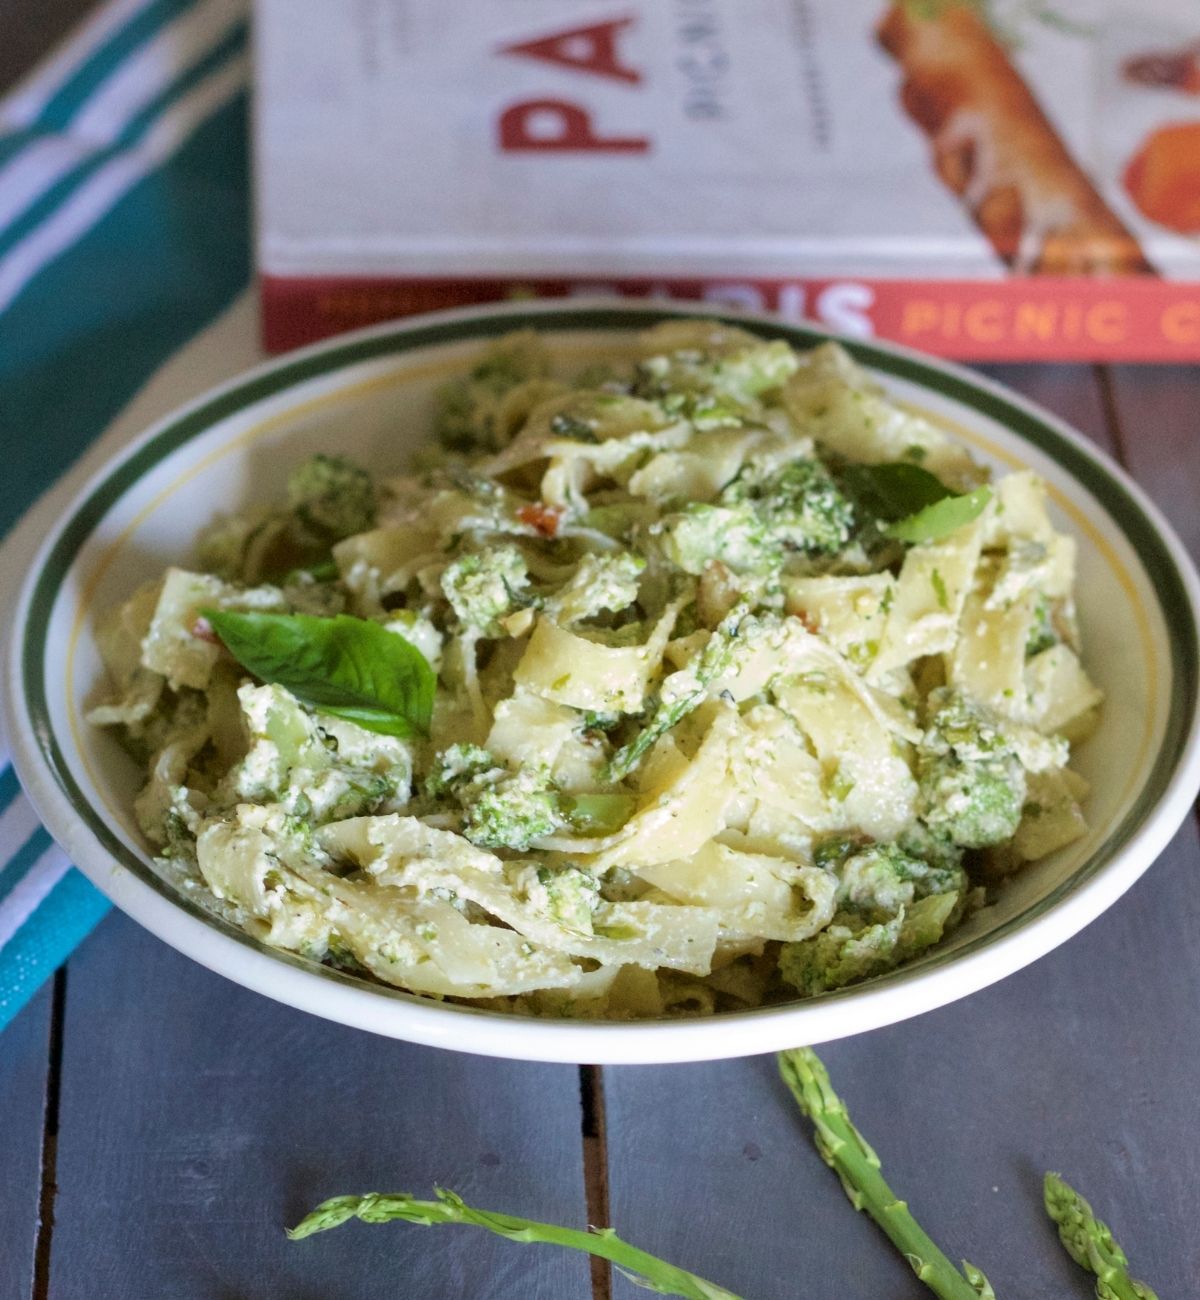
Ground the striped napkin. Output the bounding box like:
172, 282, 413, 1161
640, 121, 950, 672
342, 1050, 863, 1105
0, 0, 252, 1032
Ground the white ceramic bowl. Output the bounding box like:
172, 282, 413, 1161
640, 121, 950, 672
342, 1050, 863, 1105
6, 300, 1200, 1063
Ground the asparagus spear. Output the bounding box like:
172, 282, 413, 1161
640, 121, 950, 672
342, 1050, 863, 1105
607, 602, 750, 781
1043, 1173, 1159, 1300
778, 1048, 994, 1300
289, 1187, 743, 1300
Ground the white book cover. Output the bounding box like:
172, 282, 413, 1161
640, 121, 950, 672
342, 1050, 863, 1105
254, 0, 1200, 357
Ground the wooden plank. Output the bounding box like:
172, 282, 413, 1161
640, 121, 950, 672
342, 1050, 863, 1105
46, 913, 592, 1299
0, 985, 51, 1300
606, 364, 1200, 1297
607, 818, 1200, 1300
1106, 366, 1200, 562
977, 363, 1115, 453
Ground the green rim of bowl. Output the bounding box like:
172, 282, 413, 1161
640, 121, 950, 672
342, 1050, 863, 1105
18, 304, 1200, 1018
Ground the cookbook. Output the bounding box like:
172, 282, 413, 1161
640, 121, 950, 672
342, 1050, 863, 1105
254, 0, 1200, 359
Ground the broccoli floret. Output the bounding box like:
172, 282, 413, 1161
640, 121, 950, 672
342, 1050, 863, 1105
469, 332, 550, 392
431, 752, 626, 850
780, 912, 904, 996
546, 552, 645, 625
896, 822, 965, 876
917, 689, 1026, 849
633, 322, 799, 417
425, 743, 495, 799
441, 545, 533, 636
434, 332, 551, 453
922, 759, 1025, 849
224, 684, 405, 823
921, 687, 1011, 760
783, 828, 969, 995
816, 837, 967, 920
779, 891, 959, 997
434, 381, 485, 452
653, 503, 778, 576
287, 454, 376, 541
461, 767, 561, 851
194, 456, 373, 584
652, 458, 853, 576
527, 864, 601, 935
721, 459, 854, 554
836, 843, 931, 916
196, 513, 258, 580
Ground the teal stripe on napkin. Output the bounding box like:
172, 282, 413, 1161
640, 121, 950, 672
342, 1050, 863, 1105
0, 91, 249, 533
0, 24, 248, 262
0, 869, 111, 1028
0, 828, 55, 902
38, 0, 202, 130
0, 765, 19, 813
0, 0, 252, 1033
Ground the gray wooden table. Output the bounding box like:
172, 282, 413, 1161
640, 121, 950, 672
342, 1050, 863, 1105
3, 9, 1199, 1300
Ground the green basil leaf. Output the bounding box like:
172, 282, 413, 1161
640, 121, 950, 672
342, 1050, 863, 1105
838, 462, 955, 521
885, 485, 992, 544
204, 610, 435, 739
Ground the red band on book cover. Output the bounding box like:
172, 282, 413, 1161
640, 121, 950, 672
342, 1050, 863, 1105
260, 274, 1200, 361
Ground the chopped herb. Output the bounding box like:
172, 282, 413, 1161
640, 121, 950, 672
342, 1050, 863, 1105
549, 412, 599, 442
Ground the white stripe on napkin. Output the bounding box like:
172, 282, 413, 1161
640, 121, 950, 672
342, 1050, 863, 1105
0, 0, 154, 130
74, 0, 244, 143
0, 51, 248, 314
0, 0, 246, 237
0, 845, 72, 951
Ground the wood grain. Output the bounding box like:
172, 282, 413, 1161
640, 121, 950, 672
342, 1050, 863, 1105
606, 817, 1200, 1300
978, 363, 1116, 452
605, 364, 1200, 1298
1105, 366, 1200, 561
10, 352, 1198, 1298
44, 913, 592, 1300
0, 987, 51, 1300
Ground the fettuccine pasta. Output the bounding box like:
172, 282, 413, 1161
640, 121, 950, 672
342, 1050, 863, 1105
89, 322, 1102, 1018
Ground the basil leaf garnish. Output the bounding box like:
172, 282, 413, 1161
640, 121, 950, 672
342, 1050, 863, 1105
838, 462, 954, 521
885, 485, 992, 544
839, 462, 991, 545
204, 610, 435, 739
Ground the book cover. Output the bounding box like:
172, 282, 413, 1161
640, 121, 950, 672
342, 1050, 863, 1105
255, 0, 1200, 359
